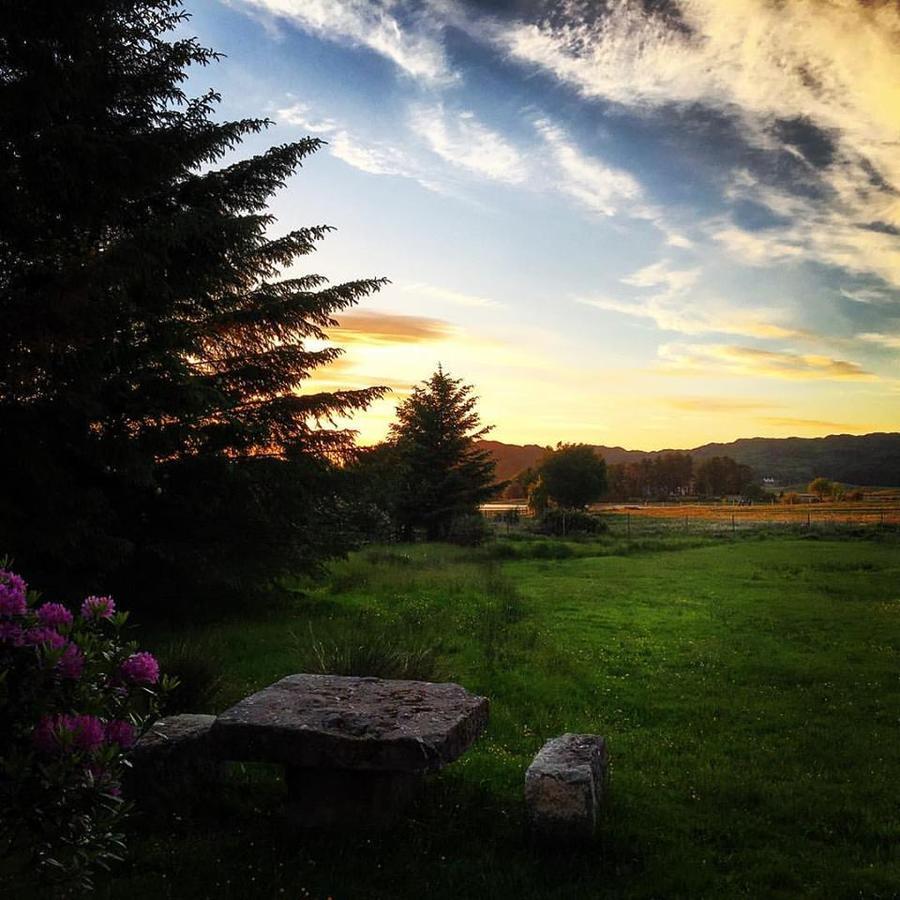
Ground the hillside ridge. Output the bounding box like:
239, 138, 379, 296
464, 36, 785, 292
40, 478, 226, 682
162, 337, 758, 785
478, 432, 900, 486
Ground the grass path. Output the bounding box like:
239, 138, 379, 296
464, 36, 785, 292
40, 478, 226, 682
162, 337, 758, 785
105, 536, 899, 899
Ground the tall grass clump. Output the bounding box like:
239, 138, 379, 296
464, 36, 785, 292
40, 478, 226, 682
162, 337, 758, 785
156, 641, 225, 714
294, 623, 442, 682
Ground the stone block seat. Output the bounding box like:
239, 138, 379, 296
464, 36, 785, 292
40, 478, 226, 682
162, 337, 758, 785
525, 733, 609, 843
126, 713, 223, 811
210, 673, 490, 826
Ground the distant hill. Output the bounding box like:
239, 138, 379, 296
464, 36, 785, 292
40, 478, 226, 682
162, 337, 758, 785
479, 433, 900, 486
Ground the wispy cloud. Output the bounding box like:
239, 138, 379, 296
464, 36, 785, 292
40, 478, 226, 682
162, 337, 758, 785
329, 311, 456, 344
277, 102, 448, 192
402, 281, 505, 309
535, 118, 641, 216
498, 0, 900, 289
580, 260, 807, 340
857, 332, 900, 351
667, 397, 776, 413
239, 0, 454, 83
658, 343, 877, 381
410, 105, 527, 184
760, 416, 857, 431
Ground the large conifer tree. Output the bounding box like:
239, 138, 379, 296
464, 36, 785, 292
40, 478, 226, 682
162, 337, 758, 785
0, 0, 385, 605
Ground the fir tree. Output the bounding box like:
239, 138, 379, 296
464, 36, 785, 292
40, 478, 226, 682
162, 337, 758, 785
0, 0, 385, 605
388, 367, 499, 541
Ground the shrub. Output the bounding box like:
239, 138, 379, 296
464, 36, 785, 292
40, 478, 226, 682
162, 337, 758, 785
531, 508, 609, 537
0, 567, 172, 890
446, 514, 491, 547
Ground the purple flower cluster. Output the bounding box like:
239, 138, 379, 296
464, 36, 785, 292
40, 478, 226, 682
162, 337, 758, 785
120, 651, 159, 685
0, 569, 27, 617
32, 713, 106, 755
104, 719, 136, 749
23, 626, 67, 651
81, 595, 116, 620
0, 622, 25, 646
37, 602, 73, 629
32, 715, 137, 755
57, 643, 85, 680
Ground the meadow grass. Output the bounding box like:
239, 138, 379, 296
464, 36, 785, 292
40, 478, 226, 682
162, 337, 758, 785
103, 532, 900, 899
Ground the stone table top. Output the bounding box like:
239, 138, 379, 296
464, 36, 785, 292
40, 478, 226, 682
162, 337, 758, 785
211, 674, 489, 772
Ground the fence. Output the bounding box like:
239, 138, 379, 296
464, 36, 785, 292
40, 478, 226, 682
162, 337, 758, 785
480, 501, 900, 538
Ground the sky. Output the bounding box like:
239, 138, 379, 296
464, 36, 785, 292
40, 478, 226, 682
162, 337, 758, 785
183, 0, 900, 448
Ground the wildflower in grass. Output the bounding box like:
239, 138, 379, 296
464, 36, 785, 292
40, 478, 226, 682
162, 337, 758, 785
56, 642, 85, 680
80, 594, 116, 620
104, 719, 136, 749
120, 651, 159, 685
0, 569, 27, 616
37, 602, 73, 629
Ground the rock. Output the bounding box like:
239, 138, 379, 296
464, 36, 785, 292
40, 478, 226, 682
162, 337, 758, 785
211, 674, 490, 826
125, 713, 222, 810
524, 733, 609, 842
211, 674, 489, 772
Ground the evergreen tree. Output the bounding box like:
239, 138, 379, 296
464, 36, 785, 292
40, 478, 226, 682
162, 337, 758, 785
0, 0, 385, 606
388, 367, 499, 541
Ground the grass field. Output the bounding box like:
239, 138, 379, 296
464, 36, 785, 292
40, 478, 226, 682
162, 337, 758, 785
95, 532, 899, 899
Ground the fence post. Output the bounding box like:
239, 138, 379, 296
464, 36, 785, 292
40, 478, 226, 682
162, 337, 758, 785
627, 513, 631, 538
731, 513, 735, 536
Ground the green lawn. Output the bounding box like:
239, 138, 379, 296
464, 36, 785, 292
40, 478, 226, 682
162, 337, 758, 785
102, 533, 900, 899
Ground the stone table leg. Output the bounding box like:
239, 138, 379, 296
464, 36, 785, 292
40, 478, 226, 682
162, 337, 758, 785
284, 767, 424, 827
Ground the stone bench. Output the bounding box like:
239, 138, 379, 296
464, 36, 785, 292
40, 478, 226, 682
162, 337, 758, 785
525, 733, 609, 843
125, 713, 223, 811
204, 673, 490, 826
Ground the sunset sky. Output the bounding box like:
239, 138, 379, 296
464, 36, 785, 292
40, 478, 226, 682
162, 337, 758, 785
185, 0, 899, 448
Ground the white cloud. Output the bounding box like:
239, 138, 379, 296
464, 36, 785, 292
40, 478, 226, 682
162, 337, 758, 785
580, 259, 806, 340
410, 105, 527, 184
402, 281, 505, 309
857, 332, 900, 351
239, 0, 454, 83
658, 342, 877, 381
841, 288, 896, 306
498, 0, 900, 288
277, 102, 338, 133
621, 260, 698, 293
535, 118, 641, 216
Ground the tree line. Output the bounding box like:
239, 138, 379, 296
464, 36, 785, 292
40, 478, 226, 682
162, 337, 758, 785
504, 449, 758, 503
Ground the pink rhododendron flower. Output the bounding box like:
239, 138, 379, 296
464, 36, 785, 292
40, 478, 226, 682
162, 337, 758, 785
0, 569, 27, 617
24, 626, 67, 650
120, 651, 159, 685
32, 714, 105, 755
56, 643, 84, 680
0, 622, 25, 646
104, 719, 136, 748
80, 594, 116, 620
37, 602, 73, 629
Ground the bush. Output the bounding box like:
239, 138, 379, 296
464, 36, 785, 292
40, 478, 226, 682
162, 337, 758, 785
531, 508, 608, 537
446, 514, 491, 547
526, 541, 576, 559
0, 567, 172, 891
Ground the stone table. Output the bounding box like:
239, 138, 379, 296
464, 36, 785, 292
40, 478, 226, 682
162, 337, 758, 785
211, 674, 489, 825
